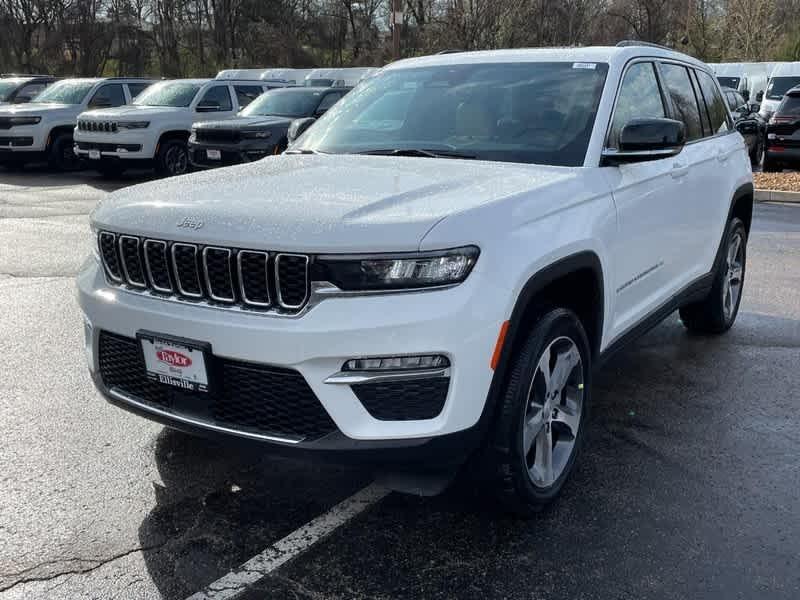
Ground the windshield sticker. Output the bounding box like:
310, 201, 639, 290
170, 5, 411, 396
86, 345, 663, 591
572, 62, 597, 70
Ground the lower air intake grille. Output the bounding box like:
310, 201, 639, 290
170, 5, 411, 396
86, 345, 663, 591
98, 331, 337, 441
352, 377, 450, 421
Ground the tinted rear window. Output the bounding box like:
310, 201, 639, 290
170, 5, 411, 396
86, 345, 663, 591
777, 94, 800, 116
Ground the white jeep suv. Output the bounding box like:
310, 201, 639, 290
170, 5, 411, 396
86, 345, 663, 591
74, 77, 280, 177
0, 77, 152, 170
78, 44, 753, 513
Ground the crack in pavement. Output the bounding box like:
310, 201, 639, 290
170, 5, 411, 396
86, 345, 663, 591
0, 543, 167, 593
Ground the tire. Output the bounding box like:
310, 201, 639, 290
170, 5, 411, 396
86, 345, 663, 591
155, 138, 189, 177
47, 134, 81, 172
749, 138, 763, 167
680, 217, 747, 334
490, 308, 592, 516
762, 154, 779, 172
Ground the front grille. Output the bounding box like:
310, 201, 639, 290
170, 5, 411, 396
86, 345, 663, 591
352, 377, 450, 421
196, 128, 240, 143
0, 136, 33, 146
98, 331, 337, 441
98, 231, 311, 314
78, 120, 118, 133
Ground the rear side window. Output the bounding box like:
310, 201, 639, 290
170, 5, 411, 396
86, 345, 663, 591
777, 95, 800, 116
127, 82, 150, 99
695, 70, 730, 135
660, 63, 704, 141
19, 83, 46, 99
608, 62, 666, 149
316, 92, 343, 113
90, 84, 126, 108
234, 85, 263, 107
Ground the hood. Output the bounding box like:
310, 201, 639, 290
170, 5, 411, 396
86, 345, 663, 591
81, 105, 187, 119
194, 115, 293, 131
92, 154, 577, 253
0, 102, 73, 116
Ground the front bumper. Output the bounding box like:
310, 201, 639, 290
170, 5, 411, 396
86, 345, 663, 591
77, 257, 502, 464
188, 139, 279, 168
73, 129, 155, 160
0, 126, 47, 153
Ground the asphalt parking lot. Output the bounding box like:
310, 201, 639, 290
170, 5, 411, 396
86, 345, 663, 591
1, 166, 799, 600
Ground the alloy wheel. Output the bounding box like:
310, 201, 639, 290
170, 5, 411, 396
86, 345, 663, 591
165, 145, 188, 176
522, 336, 584, 488
723, 230, 744, 321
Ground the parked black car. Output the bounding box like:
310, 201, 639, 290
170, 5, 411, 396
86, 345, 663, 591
0, 75, 57, 104
188, 86, 350, 168
721, 86, 766, 166
764, 85, 800, 172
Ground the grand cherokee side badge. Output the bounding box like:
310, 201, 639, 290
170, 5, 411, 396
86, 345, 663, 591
177, 216, 204, 230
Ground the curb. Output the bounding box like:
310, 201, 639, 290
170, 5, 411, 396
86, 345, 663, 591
754, 189, 800, 203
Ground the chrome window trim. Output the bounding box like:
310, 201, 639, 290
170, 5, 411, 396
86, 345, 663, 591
275, 253, 310, 309
171, 242, 203, 298
142, 239, 172, 293
202, 246, 235, 303
237, 250, 271, 307
98, 231, 122, 282
118, 235, 147, 288
324, 367, 451, 385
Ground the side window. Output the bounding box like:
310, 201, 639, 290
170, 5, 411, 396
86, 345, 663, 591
607, 62, 665, 149
659, 63, 704, 141
197, 85, 233, 111
724, 91, 737, 111
696, 70, 731, 135
233, 85, 263, 108
127, 83, 150, 100
19, 83, 45, 99
89, 84, 126, 107
316, 92, 343, 114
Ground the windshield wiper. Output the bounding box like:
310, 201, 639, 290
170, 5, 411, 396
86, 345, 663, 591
356, 148, 477, 160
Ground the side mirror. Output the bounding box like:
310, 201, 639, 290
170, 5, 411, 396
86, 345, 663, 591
13, 95, 32, 104
601, 118, 685, 165
196, 100, 221, 112
287, 117, 316, 144
756, 91, 764, 103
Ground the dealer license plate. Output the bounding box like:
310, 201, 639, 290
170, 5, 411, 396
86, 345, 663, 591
138, 333, 209, 392
206, 149, 221, 160
88, 149, 101, 160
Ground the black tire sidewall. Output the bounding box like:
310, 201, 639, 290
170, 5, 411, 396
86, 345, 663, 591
714, 217, 747, 329
497, 308, 592, 508
156, 139, 189, 176
49, 135, 78, 171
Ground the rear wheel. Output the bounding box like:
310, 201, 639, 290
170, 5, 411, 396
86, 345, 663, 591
156, 139, 189, 177
48, 134, 81, 171
490, 308, 591, 516
680, 217, 747, 334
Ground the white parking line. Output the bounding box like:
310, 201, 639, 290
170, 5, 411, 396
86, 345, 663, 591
185, 483, 390, 600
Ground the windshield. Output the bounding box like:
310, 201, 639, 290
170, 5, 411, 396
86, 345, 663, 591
0, 80, 23, 102
717, 77, 741, 89
766, 76, 800, 100
31, 81, 94, 104
293, 62, 609, 167
241, 90, 321, 117
134, 81, 201, 107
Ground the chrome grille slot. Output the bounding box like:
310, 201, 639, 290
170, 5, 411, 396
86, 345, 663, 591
143, 240, 172, 292
97, 231, 311, 314
98, 232, 122, 282
237, 251, 270, 307
172, 243, 203, 298
203, 247, 235, 302
118, 235, 146, 287
275, 254, 309, 309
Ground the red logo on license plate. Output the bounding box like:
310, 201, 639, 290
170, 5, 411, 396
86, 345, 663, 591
156, 349, 192, 367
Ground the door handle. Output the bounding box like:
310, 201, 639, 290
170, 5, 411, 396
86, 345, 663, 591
671, 161, 689, 179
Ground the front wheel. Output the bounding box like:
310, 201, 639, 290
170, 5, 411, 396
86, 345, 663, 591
490, 308, 591, 516
680, 218, 747, 334
155, 139, 189, 177
48, 134, 81, 172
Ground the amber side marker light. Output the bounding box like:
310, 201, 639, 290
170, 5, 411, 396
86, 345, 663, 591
491, 320, 510, 370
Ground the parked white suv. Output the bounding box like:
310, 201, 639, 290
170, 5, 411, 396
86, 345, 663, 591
74, 77, 278, 177
78, 45, 753, 513
0, 77, 152, 170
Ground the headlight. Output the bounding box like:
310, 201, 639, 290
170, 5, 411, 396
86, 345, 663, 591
9, 116, 41, 125
313, 246, 479, 291
117, 121, 149, 129
241, 129, 272, 139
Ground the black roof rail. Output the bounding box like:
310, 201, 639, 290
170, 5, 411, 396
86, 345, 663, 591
105, 76, 157, 81
436, 49, 464, 55
616, 40, 673, 51
1, 73, 52, 78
